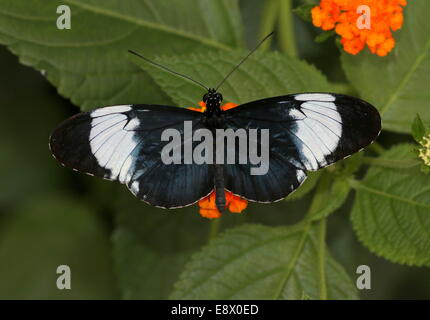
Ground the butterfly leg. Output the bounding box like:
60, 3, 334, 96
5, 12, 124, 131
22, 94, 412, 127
214, 163, 226, 212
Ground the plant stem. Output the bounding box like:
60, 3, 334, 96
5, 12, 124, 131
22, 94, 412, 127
277, 0, 298, 57
208, 218, 221, 242
307, 174, 330, 300
258, 0, 279, 51
317, 218, 327, 300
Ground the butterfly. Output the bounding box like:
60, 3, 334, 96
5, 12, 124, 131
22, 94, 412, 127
50, 89, 381, 211
49, 34, 381, 212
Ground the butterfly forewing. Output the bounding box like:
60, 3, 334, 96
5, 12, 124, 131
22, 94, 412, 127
49, 104, 213, 208
222, 93, 381, 202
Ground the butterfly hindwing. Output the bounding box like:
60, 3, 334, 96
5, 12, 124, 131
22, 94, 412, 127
222, 155, 307, 203
222, 93, 381, 202
50, 104, 213, 208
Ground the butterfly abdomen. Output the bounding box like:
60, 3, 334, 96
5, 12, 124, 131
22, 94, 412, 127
214, 163, 226, 212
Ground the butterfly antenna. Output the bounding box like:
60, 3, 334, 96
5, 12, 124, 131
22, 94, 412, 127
215, 32, 274, 91
128, 50, 209, 91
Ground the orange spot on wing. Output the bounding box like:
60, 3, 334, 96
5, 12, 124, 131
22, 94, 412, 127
221, 102, 239, 111
187, 101, 238, 112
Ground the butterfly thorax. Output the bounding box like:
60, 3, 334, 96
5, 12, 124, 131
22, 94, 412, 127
203, 89, 223, 115
201, 88, 227, 211
202, 88, 224, 128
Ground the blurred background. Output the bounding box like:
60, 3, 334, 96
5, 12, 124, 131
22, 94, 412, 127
1, 0, 430, 299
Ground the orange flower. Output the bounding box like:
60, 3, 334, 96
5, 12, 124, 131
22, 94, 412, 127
198, 190, 248, 219
188, 101, 248, 219
311, 0, 407, 56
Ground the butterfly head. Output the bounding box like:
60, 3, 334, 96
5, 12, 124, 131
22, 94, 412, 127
203, 88, 223, 115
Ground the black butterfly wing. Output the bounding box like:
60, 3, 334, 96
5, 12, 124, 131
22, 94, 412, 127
222, 93, 381, 202
50, 105, 213, 208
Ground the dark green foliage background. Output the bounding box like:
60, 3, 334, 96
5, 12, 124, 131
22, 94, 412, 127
0, 0, 429, 299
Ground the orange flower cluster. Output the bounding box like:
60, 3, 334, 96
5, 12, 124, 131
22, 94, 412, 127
188, 101, 248, 219
311, 0, 407, 56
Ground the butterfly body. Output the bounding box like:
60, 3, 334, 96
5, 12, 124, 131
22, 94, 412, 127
202, 88, 228, 211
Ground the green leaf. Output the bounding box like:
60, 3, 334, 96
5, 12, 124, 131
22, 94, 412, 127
113, 225, 196, 300
170, 224, 358, 300
112, 195, 210, 299
310, 178, 350, 221
314, 30, 335, 43
287, 171, 321, 201
0, 0, 244, 110
333, 153, 364, 177
411, 114, 427, 143
341, 0, 430, 133
0, 195, 117, 299
421, 165, 430, 174
113, 189, 247, 299
0, 50, 67, 207
292, 155, 358, 218
351, 144, 430, 266
138, 50, 334, 107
